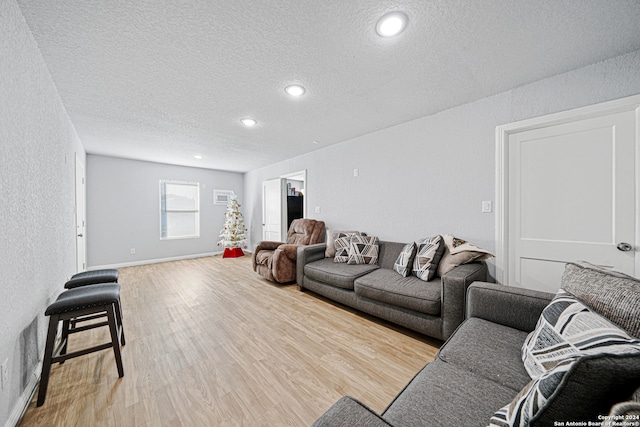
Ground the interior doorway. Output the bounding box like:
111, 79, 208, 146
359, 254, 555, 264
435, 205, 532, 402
262, 170, 307, 242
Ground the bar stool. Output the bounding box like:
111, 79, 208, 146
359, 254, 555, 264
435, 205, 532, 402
37, 283, 125, 406
64, 268, 119, 289
64, 269, 122, 330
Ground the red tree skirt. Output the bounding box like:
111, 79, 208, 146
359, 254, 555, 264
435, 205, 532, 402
223, 247, 245, 258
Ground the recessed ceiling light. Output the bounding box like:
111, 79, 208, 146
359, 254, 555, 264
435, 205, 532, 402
285, 84, 306, 97
376, 12, 407, 37
241, 118, 257, 127
312, 140, 320, 144
194, 155, 202, 159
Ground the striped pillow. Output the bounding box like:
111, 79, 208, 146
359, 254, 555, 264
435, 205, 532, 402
333, 235, 352, 263
490, 353, 640, 427
347, 235, 379, 265
393, 242, 417, 277
412, 235, 445, 281
522, 289, 640, 379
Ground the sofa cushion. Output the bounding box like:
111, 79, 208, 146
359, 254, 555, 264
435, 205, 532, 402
347, 235, 379, 265
393, 242, 417, 277
489, 353, 640, 427
522, 289, 640, 379
412, 235, 445, 281
437, 318, 532, 392
562, 261, 640, 338
383, 360, 516, 427
304, 258, 378, 290
437, 234, 494, 276
354, 269, 441, 316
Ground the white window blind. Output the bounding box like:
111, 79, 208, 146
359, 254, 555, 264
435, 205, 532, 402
160, 180, 200, 239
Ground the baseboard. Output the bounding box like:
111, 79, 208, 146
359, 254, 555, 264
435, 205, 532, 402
88, 251, 225, 270
5, 361, 41, 427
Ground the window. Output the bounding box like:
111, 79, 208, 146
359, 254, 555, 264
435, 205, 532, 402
160, 180, 200, 239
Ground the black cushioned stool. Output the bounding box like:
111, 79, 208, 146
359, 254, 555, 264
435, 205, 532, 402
37, 283, 125, 406
65, 268, 119, 289
64, 269, 122, 330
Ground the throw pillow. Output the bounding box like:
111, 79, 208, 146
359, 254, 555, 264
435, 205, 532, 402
393, 242, 417, 277
489, 358, 574, 427
521, 289, 640, 380
489, 353, 640, 427
561, 261, 640, 338
333, 235, 353, 263
437, 234, 494, 277
347, 235, 379, 265
412, 235, 445, 281
325, 230, 360, 258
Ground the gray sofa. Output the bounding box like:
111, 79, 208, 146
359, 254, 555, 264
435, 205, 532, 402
312, 263, 640, 427
297, 241, 487, 341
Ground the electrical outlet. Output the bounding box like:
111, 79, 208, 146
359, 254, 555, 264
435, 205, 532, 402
1, 359, 8, 390
130, 248, 136, 255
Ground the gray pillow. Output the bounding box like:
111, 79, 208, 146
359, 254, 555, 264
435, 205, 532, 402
562, 262, 640, 338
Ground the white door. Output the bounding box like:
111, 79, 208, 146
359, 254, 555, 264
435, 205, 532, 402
75, 155, 86, 272
508, 110, 636, 293
262, 178, 286, 242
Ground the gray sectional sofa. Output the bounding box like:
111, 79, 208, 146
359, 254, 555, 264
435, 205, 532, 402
297, 240, 487, 341
312, 263, 640, 427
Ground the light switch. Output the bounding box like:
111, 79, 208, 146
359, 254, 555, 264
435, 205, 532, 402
315, 206, 321, 214
482, 201, 492, 213
353, 168, 359, 177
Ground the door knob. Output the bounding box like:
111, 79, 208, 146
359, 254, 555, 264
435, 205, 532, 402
617, 242, 633, 252
77, 233, 83, 238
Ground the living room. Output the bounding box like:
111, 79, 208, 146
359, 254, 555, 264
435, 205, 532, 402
2, 1, 640, 426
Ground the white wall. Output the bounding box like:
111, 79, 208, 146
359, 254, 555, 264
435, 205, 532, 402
87, 155, 244, 267
0, 0, 86, 424
244, 49, 640, 280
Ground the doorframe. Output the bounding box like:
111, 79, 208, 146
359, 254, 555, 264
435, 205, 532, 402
280, 169, 307, 219
262, 178, 286, 241
75, 153, 86, 272
495, 94, 640, 285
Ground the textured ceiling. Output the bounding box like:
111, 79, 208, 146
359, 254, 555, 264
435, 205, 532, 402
16, 0, 640, 172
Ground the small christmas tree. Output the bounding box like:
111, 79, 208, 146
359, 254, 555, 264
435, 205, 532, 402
217, 196, 248, 257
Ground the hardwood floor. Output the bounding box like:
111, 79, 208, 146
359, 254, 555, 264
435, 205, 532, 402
19, 255, 440, 426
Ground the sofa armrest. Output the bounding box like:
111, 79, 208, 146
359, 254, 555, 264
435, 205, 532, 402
312, 396, 394, 427
297, 243, 327, 287
440, 262, 488, 340
466, 282, 554, 332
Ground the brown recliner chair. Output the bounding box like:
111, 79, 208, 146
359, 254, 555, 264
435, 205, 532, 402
253, 219, 325, 284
